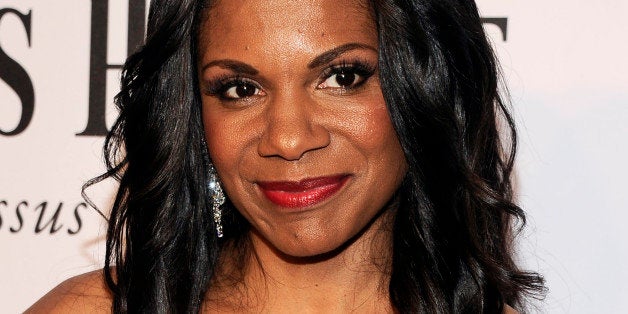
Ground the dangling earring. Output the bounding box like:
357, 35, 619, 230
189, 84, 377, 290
208, 164, 225, 238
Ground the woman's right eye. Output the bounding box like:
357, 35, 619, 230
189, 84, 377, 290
206, 77, 265, 100
222, 82, 262, 99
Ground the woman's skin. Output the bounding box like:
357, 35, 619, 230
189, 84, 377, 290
26, 1, 519, 313
199, 0, 405, 311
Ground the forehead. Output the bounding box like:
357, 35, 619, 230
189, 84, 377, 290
198, 0, 376, 60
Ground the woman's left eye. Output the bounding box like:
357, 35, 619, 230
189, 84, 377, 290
318, 66, 372, 90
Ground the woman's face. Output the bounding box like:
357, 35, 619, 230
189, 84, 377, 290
199, 0, 407, 257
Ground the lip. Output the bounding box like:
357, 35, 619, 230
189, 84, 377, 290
257, 174, 350, 208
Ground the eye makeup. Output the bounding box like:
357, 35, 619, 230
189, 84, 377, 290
318, 57, 377, 91
202, 74, 264, 101
201, 56, 378, 101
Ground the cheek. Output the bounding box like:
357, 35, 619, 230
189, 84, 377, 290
202, 107, 252, 177
204, 113, 230, 163
348, 99, 408, 181
343, 97, 400, 154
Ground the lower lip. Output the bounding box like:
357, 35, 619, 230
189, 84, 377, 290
257, 175, 350, 208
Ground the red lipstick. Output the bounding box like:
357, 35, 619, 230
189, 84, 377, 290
257, 175, 349, 208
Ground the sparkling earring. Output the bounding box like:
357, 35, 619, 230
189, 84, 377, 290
208, 164, 225, 238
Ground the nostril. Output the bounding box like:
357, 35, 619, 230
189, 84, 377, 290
257, 120, 330, 161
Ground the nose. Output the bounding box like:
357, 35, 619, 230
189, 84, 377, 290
257, 92, 330, 161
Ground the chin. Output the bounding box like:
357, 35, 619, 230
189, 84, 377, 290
252, 225, 353, 260
269, 226, 364, 261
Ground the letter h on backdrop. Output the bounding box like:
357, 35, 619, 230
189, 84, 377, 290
78, 0, 147, 136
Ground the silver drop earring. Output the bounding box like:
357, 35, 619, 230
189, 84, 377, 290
208, 164, 225, 238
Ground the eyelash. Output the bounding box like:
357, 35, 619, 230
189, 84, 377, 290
204, 75, 263, 101
318, 60, 376, 91
203, 59, 377, 101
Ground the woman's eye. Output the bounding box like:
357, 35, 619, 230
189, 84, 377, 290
223, 83, 262, 99
318, 67, 370, 90
205, 77, 264, 101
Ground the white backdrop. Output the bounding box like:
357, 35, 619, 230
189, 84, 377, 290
1, 1, 626, 313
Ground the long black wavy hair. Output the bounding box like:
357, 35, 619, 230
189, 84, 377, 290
92, 0, 544, 312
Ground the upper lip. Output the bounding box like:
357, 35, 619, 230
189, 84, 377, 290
256, 174, 350, 192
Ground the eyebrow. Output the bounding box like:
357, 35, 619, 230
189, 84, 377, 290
307, 43, 377, 69
201, 59, 259, 75
200, 43, 377, 74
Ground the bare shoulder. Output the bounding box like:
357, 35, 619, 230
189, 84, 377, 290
25, 269, 112, 314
